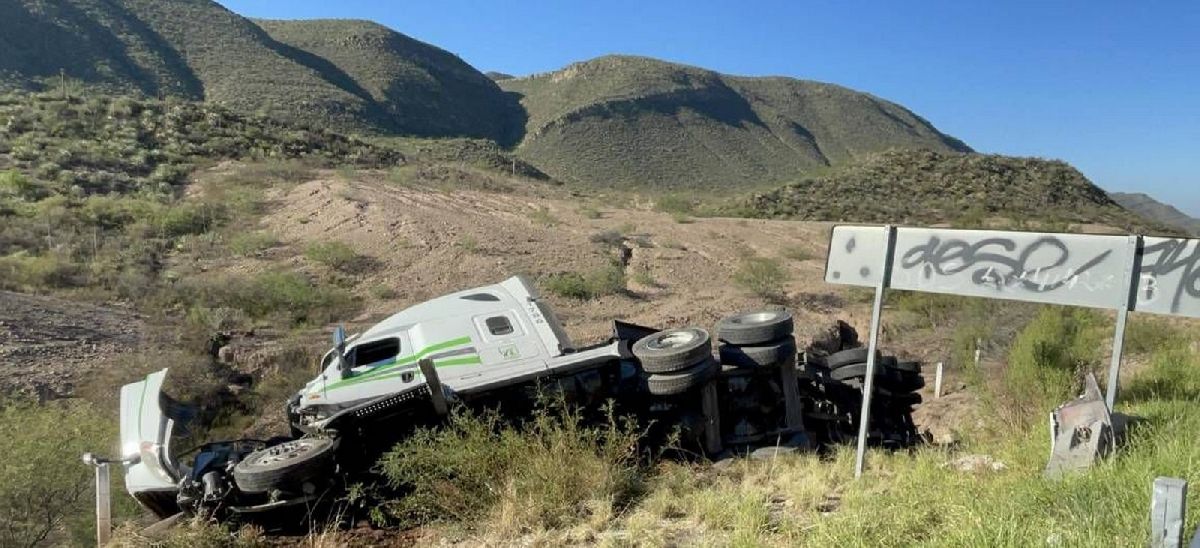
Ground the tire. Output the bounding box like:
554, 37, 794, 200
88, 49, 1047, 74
830, 362, 891, 381
719, 338, 796, 368
889, 361, 921, 374
879, 392, 923, 406
880, 373, 926, 394
716, 310, 793, 345
647, 359, 719, 396
233, 437, 337, 494
825, 347, 882, 369
633, 327, 712, 373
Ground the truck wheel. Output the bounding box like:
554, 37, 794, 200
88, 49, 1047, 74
830, 363, 887, 381
233, 437, 337, 494
647, 359, 719, 396
719, 338, 796, 369
716, 310, 793, 345
634, 327, 712, 373
824, 347, 882, 369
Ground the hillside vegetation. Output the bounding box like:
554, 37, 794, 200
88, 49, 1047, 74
1111, 192, 1200, 236
500, 55, 970, 189
0, 0, 519, 140
734, 149, 1168, 231
0, 91, 398, 298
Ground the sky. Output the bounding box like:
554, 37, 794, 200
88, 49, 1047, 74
219, 1, 1199, 215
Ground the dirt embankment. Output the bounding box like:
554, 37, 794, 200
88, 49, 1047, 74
0, 291, 151, 399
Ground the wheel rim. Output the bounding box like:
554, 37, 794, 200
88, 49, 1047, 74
248, 439, 323, 467
648, 330, 698, 350
732, 311, 780, 325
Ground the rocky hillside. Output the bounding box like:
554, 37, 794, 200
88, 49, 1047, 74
1110, 192, 1200, 236
736, 149, 1165, 231
0, 0, 518, 140
499, 55, 970, 190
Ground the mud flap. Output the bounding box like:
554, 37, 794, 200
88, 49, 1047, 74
1044, 373, 1114, 479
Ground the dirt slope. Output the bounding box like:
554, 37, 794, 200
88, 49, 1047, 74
0, 291, 149, 398
246, 174, 852, 345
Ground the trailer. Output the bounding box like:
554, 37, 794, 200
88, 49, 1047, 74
111, 275, 924, 520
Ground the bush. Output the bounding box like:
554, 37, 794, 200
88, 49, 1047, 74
732, 256, 789, 301
376, 404, 646, 532
0, 400, 121, 547
175, 271, 358, 326
527, 206, 559, 227
304, 240, 361, 272
228, 231, 278, 256
654, 194, 694, 215
1004, 307, 1103, 410
542, 263, 626, 300
1124, 344, 1200, 402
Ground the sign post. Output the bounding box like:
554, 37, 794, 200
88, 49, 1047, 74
1105, 236, 1143, 410
825, 225, 1200, 477
853, 226, 896, 479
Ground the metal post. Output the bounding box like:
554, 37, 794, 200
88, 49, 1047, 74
1151, 477, 1187, 548
778, 355, 806, 432
931, 362, 940, 398
1105, 235, 1142, 410
854, 225, 897, 479
700, 382, 723, 454
418, 358, 448, 416
95, 463, 111, 547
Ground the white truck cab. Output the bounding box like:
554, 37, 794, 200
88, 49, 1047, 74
291, 276, 624, 430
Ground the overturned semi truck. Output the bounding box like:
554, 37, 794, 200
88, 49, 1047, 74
111, 275, 925, 520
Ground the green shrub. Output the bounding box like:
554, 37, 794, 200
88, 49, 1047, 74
542, 263, 626, 300
1124, 316, 1185, 355
376, 404, 646, 531
156, 201, 225, 238
0, 400, 121, 547
1005, 307, 1103, 410
732, 256, 789, 301
1124, 344, 1200, 402
175, 271, 358, 326
458, 235, 480, 253
304, 241, 361, 272
654, 194, 694, 215
0, 251, 85, 290
228, 231, 278, 256
528, 206, 559, 227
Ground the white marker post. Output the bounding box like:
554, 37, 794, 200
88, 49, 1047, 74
81, 453, 112, 547
934, 362, 944, 399
854, 225, 896, 479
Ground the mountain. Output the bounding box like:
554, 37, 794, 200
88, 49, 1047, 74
498, 55, 970, 190
736, 149, 1166, 232
0, 0, 519, 141
252, 19, 522, 144
1111, 192, 1200, 236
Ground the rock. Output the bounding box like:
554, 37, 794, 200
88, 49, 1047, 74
217, 345, 236, 365
944, 454, 1006, 473
800, 320, 859, 358
750, 445, 800, 460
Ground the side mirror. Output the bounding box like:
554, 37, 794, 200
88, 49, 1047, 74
333, 325, 346, 350
333, 325, 351, 379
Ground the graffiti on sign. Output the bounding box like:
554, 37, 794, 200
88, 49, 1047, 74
1136, 237, 1200, 317
825, 226, 1200, 318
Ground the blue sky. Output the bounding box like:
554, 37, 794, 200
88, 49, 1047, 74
219, 1, 1199, 216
